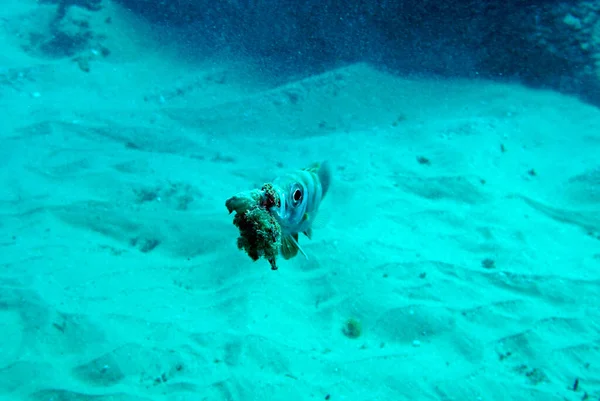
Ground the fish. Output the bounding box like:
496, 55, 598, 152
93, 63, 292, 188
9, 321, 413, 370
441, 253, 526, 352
270, 161, 332, 260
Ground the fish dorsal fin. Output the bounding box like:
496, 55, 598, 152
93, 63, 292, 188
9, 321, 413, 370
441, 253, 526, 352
281, 233, 308, 260
303, 162, 321, 173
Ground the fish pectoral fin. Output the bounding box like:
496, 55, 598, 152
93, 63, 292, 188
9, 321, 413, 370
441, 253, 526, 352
281, 234, 299, 259
281, 233, 308, 260
303, 227, 313, 239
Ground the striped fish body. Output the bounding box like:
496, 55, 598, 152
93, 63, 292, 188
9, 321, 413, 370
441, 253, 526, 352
271, 162, 331, 260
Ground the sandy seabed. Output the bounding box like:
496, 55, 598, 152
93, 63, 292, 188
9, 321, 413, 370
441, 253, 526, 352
1, 2, 599, 401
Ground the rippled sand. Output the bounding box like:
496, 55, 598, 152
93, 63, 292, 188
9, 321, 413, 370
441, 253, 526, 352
1, 3, 599, 401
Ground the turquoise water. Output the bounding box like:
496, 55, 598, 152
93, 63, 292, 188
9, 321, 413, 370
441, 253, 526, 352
1, 2, 599, 401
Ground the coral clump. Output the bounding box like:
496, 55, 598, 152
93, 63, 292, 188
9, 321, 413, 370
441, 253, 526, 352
342, 318, 362, 339
225, 185, 282, 270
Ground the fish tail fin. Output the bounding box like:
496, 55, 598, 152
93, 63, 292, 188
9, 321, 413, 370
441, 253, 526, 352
318, 161, 332, 198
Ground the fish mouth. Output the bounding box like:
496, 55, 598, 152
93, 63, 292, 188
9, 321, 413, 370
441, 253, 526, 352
271, 186, 288, 222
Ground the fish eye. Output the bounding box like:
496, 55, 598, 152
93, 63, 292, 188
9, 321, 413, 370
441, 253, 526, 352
291, 186, 303, 205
